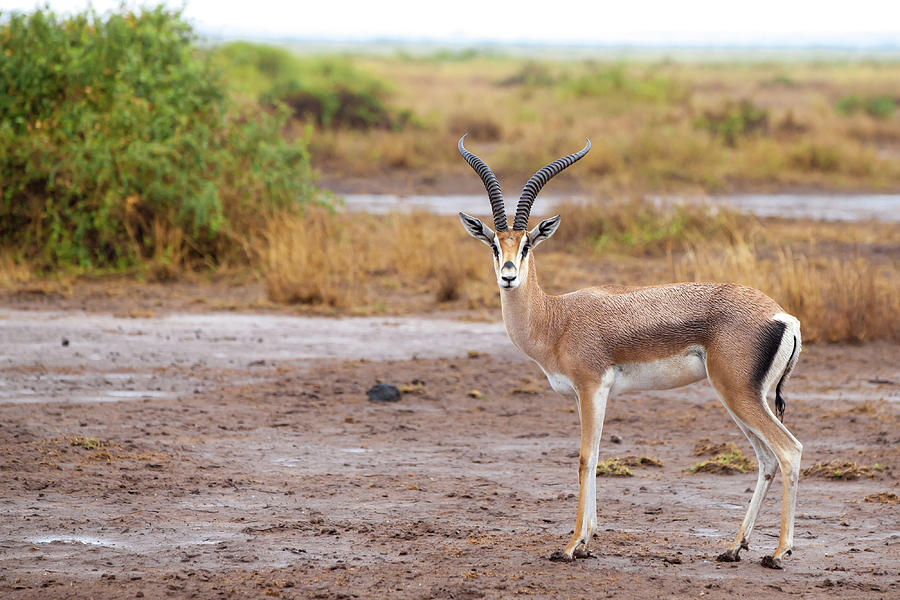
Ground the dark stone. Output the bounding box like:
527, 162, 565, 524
61, 338, 69, 347
367, 383, 401, 403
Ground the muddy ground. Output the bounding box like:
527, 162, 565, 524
1, 305, 898, 599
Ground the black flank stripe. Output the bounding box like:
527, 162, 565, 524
751, 320, 787, 392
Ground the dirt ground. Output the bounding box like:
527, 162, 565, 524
1, 300, 898, 599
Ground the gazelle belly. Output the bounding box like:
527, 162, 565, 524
544, 372, 577, 397
610, 345, 707, 396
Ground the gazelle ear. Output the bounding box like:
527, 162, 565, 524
528, 215, 561, 247
459, 212, 496, 247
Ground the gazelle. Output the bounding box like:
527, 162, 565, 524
457, 135, 803, 569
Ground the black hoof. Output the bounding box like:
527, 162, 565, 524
716, 549, 741, 563
761, 555, 783, 570
549, 550, 574, 562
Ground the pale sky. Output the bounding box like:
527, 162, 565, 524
2, 0, 899, 46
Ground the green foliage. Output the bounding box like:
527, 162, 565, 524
210, 42, 410, 129
553, 198, 743, 257
498, 60, 556, 87
562, 62, 678, 103
0, 6, 315, 269
696, 100, 769, 146
836, 94, 896, 119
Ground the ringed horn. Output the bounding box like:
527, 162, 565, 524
513, 138, 590, 230
457, 135, 591, 231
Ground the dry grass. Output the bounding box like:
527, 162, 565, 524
864, 492, 899, 504
801, 460, 887, 480
302, 56, 900, 193
596, 455, 664, 476
256, 199, 900, 344
551, 197, 749, 256
596, 458, 634, 477
0, 252, 33, 288
260, 207, 493, 311
673, 235, 900, 343
689, 444, 755, 474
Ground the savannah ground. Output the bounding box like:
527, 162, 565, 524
0, 301, 898, 599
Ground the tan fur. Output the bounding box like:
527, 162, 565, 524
484, 228, 803, 567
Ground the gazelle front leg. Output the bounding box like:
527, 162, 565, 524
553, 371, 613, 561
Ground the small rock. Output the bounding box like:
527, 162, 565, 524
61, 338, 69, 347
610, 434, 622, 444
368, 383, 401, 403
468, 389, 484, 399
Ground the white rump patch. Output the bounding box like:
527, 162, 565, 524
763, 312, 802, 395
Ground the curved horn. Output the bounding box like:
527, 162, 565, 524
513, 139, 590, 230
458, 134, 507, 231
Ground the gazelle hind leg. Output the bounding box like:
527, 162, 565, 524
708, 377, 802, 569
715, 417, 778, 562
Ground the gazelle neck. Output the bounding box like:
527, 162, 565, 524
499, 254, 555, 358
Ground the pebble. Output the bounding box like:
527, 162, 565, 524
368, 383, 401, 403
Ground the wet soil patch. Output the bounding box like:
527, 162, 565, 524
1, 334, 898, 598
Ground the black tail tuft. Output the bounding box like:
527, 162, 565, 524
775, 335, 799, 423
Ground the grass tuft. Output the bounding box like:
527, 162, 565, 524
596, 458, 634, 477
801, 460, 886, 480
863, 492, 899, 504
690, 444, 755, 474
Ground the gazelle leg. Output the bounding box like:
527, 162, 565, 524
710, 386, 802, 568
555, 372, 612, 561
715, 418, 778, 562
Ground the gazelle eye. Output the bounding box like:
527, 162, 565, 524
522, 243, 530, 258
492, 245, 499, 258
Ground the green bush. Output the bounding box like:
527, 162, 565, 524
696, 100, 769, 146
210, 42, 410, 129
836, 94, 896, 119
0, 6, 316, 270
562, 62, 678, 103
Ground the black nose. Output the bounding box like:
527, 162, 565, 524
502, 261, 515, 270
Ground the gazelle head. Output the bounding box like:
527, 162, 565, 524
457, 135, 590, 290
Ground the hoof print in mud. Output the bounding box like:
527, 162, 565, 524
549, 551, 574, 563
573, 546, 595, 559
716, 550, 741, 563
761, 555, 783, 570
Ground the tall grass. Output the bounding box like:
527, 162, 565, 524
551, 198, 748, 256
260, 209, 492, 311
261, 202, 900, 343
673, 237, 900, 343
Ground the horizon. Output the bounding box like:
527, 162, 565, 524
3, 0, 900, 51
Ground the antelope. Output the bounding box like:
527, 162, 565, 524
457, 135, 803, 569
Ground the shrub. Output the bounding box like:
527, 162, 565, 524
498, 61, 556, 87
563, 63, 678, 103
0, 6, 316, 270
211, 42, 410, 130
696, 100, 769, 146
836, 94, 896, 119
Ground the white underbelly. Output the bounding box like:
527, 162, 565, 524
544, 371, 577, 396
610, 345, 707, 395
